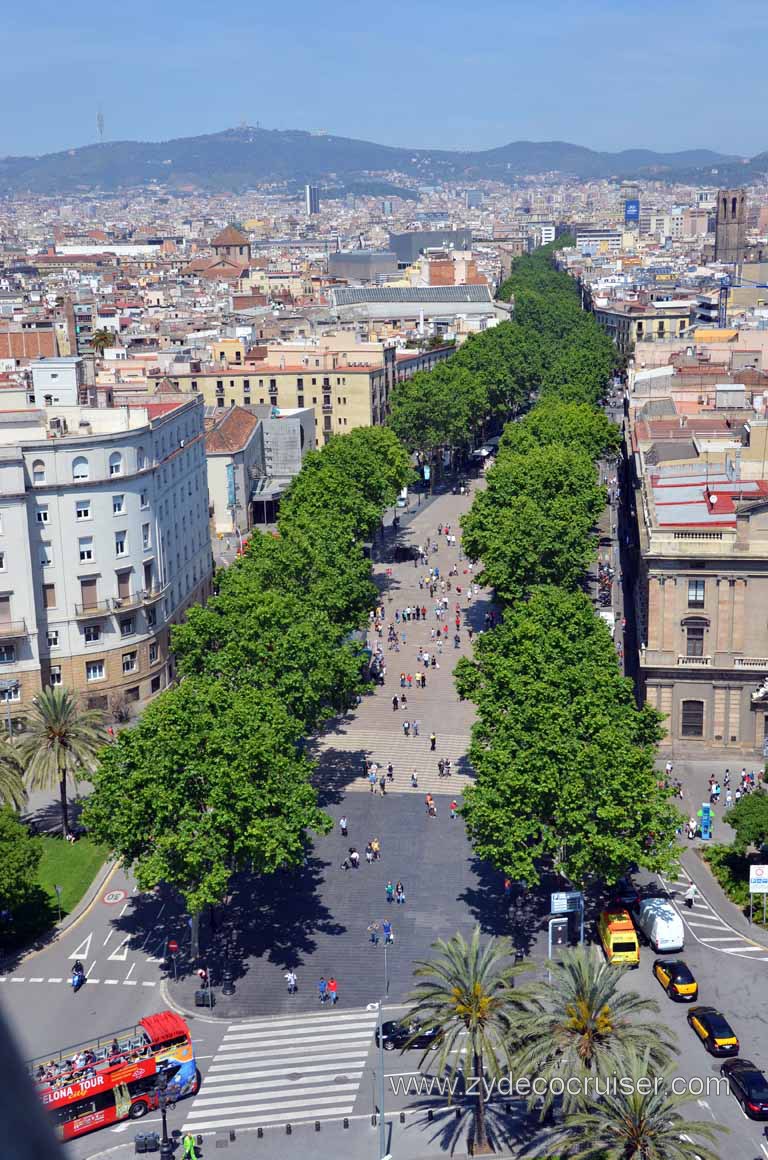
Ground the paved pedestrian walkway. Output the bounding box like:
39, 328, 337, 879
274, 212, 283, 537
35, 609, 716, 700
313, 486, 488, 799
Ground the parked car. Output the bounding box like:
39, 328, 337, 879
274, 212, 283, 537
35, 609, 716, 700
720, 1058, 768, 1119
375, 1019, 440, 1052
634, 898, 685, 953
652, 959, 698, 1002
687, 1006, 739, 1056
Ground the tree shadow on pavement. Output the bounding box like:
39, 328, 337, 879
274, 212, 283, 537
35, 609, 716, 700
311, 744, 371, 807
405, 1095, 536, 1157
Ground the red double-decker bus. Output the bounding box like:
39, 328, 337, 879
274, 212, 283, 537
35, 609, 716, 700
29, 1011, 199, 1140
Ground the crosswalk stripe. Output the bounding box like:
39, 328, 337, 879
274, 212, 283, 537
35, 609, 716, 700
225, 1011, 377, 1032
209, 1051, 370, 1073
201, 1073, 364, 1096
219, 1030, 373, 1051
723, 944, 768, 955
223, 1019, 376, 1039
184, 1105, 354, 1132
204, 1061, 367, 1084
191, 1082, 362, 1108
693, 935, 746, 943
214, 1040, 371, 1063
187, 1093, 358, 1120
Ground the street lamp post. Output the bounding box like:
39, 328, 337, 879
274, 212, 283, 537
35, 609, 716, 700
370, 922, 392, 1160
155, 1072, 174, 1160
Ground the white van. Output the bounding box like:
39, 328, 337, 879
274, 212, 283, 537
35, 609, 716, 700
634, 897, 685, 953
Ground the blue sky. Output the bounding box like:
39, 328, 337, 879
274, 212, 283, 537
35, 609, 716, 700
2, 0, 767, 158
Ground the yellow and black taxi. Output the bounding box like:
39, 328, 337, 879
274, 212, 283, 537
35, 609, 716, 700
720, 1058, 768, 1119
652, 958, 698, 1002
686, 1005, 739, 1056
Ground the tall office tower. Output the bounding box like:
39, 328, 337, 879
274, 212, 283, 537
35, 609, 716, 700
305, 184, 320, 216
465, 189, 483, 209
715, 188, 746, 265
621, 182, 640, 228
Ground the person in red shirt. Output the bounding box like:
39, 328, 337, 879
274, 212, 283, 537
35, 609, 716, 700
450, 800, 458, 819
327, 977, 338, 1005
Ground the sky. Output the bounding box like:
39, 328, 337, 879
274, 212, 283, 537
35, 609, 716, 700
2, 0, 767, 159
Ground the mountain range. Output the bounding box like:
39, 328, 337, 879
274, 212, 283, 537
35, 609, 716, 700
0, 127, 760, 195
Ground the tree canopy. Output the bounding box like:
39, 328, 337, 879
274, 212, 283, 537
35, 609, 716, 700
0, 807, 41, 916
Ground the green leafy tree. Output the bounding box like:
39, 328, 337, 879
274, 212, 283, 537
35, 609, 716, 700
0, 738, 26, 811
510, 949, 674, 1116
388, 363, 487, 464
83, 677, 331, 916
500, 399, 620, 461
548, 1047, 726, 1160
455, 589, 680, 886
725, 789, 768, 852
18, 687, 105, 837
91, 328, 115, 357
0, 806, 41, 915
408, 927, 530, 1152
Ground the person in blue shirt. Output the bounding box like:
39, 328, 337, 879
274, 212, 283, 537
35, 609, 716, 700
318, 977, 328, 1003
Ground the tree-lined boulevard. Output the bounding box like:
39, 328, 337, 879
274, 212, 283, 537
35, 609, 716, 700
5, 245, 768, 1158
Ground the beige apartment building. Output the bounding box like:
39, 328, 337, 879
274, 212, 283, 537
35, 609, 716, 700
593, 300, 692, 357
633, 438, 768, 752
166, 338, 453, 443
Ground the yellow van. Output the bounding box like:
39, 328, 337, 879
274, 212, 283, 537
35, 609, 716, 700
597, 907, 640, 967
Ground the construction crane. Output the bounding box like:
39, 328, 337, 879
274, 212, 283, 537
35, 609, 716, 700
718, 272, 768, 327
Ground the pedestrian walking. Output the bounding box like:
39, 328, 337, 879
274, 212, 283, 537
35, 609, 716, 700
339, 815, 348, 837
327, 977, 339, 1005
683, 884, 697, 909
726, 790, 733, 809
318, 977, 328, 1004
349, 847, 360, 868
413, 720, 420, 736
450, 799, 458, 819
438, 758, 445, 777
285, 970, 297, 994
395, 880, 405, 905
400, 672, 406, 687
379, 774, 387, 796
411, 769, 418, 788
387, 762, 394, 782
382, 919, 394, 944
365, 842, 374, 864
430, 732, 436, 751
402, 719, 410, 737
401, 693, 408, 709
371, 837, 381, 860
369, 769, 377, 793
368, 922, 380, 944
183, 1133, 198, 1159
407, 673, 413, 688
392, 695, 399, 712
386, 880, 395, 904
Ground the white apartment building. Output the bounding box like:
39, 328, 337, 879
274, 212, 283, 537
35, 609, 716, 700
0, 395, 213, 720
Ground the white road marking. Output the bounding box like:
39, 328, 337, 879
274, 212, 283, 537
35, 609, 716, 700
48, 977, 62, 983
142, 980, 157, 987
86, 960, 96, 977
104, 979, 118, 985
102, 931, 113, 947
11, 978, 25, 983
119, 902, 129, 917
28, 977, 43, 983
107, 935, 131, 962
124, 963, 136, 981
69, 933, 93, 960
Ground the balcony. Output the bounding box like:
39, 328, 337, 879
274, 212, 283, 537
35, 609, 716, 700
734, 657, 768, 670
676, 655, 712, 667
74, 599, 112, 620
142, 584, 168, 606
111, 591, 145, 613
0, 619, 27, 639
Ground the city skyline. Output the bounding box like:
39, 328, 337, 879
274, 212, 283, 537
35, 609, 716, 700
3, 0, 768, 158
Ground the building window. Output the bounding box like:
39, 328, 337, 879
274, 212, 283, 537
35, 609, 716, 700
0, 644, 16, 664
151, 674, 161, 694
32, 459, 46, 485
269, 378, 276, 389
78, 536, 94, 563
244, 380, 250, 390
149, 641, 159, 663
244, 396, 251, 406
43, 583, 56, 609
0, 684, 20, 703
681, 699, 704, 737
120, 616, 134, 637
687, 579, 705, 608
84, 625, 101, 644
137, 446, 146, 470
140, 491, 149, 509
115, 531, 127, 556
109, 451, 123, 476
147, 607, 157, 628
217, 398, 224, 408
297, 395, 304, 407
75, 500, 91, 521
112, 494, 125, 515
46, 629, 59, 649
297, 377, 304, 388
86, 660, 105, 682
122, 651, 137, 674
72, 456, 89, 481
50, 665, 62, 686
142, 523, 151, 550
0, 552, 5, 572
37, 505, 49, 525
270, 396, 278, 408
685, 620, 706, 657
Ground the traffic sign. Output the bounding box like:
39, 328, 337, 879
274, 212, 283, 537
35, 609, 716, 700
167, 939, 179, 954
750, 865, 768, 894
102, 888, 127, 905
551, 891, 582, 914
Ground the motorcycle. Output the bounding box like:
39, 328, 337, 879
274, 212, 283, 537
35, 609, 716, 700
71, 964, 86, 993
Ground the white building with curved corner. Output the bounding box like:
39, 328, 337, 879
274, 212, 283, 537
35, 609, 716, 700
0, 395, 213, 722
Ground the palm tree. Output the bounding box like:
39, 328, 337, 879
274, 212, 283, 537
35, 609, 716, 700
546, 1047, 727, 1160
18, 688, 106, 836
0, 736, 26, 811
91, 328, 115, 358
408, 926, 533, 1153
509, 947, 675, 1115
